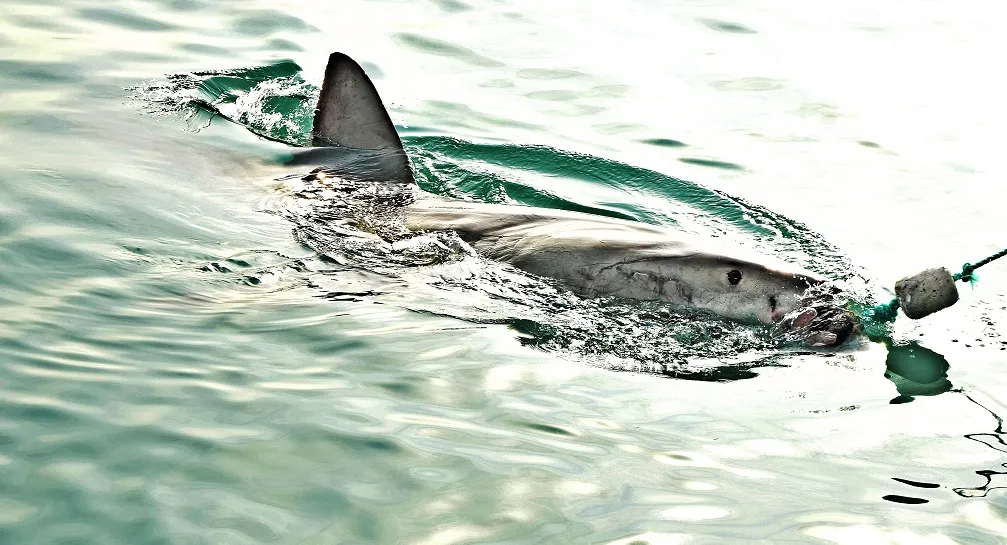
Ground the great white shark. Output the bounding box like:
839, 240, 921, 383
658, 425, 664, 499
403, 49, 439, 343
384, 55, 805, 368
288, 52, 855, 347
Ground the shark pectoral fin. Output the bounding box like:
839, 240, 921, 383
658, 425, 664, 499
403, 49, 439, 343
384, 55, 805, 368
312, 52, 413, 182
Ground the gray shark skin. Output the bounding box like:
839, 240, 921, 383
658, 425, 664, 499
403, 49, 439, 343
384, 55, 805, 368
296, 52, 854, 346
405, 199, 818, 326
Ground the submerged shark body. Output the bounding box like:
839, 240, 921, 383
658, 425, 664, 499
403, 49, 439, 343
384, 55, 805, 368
292, 53, 854, 346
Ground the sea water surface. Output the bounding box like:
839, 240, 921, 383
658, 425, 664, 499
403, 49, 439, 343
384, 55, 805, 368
2, 0, 1007, 543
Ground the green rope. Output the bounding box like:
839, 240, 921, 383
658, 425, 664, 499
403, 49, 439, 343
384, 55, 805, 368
863, 247, 1007, 323
953, 247, 1007, 283
869, 299, 901, 322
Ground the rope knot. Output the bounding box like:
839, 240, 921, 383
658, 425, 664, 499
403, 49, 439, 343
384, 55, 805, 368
957, 263, 974, 283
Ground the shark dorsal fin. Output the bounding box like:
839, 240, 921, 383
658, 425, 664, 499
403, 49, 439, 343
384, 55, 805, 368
312, 52, 408, 156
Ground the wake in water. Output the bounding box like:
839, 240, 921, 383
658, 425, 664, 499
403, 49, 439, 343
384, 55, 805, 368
132, 60, 880, 378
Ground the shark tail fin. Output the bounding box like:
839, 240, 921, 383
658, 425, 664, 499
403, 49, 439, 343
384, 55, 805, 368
311, 52, 412, 181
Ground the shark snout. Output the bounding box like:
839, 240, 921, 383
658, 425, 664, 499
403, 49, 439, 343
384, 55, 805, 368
766, 288, 806, 324
769, 273, 824, 323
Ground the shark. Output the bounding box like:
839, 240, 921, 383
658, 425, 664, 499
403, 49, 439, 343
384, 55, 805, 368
288, 52, 855, 347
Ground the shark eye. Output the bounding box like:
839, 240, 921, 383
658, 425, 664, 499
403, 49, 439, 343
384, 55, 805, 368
727, 269, 742, 285
769, 295, 777, 310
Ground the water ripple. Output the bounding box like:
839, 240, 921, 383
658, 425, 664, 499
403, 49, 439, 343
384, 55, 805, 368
3, 0, 1007, 543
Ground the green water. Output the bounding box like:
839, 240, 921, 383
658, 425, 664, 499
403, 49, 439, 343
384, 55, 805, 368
3, 1, 1007, 543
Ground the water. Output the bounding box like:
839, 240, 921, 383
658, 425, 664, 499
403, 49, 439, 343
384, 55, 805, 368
3, 0, 1007, 543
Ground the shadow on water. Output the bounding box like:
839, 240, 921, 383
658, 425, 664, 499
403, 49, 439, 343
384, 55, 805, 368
955, 393, 1007, 498
880, 340, 949, 504
879, 340, 1007, 501
883, 340, 953, 402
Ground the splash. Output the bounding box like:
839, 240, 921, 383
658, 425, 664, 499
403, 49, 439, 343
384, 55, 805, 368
130, 60, 316, 145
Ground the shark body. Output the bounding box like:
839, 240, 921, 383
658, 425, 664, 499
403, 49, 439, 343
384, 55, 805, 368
290, 52, 853, 345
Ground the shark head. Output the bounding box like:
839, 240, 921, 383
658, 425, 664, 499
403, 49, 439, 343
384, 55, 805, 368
667, 254, 821, 325
667, 254, 855, 346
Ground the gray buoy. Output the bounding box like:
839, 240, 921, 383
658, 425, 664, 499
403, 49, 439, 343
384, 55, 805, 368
894, 267, 959, 319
